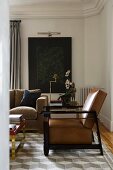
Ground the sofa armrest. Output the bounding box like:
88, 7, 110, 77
36, 95, 48, 113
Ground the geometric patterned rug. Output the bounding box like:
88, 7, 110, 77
10, 133, 113, 170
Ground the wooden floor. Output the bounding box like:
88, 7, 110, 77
99, 123, 113, 154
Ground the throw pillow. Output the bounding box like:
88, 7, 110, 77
19, 90, 41, 108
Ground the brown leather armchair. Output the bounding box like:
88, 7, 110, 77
43, 89, 107, 156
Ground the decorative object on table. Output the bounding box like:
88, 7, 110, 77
49, 73, 58, 102
9, 124, 16, 130
58, 70, 76, 106
9, 114, 24, 124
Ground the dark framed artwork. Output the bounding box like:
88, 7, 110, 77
28, 37, 72, 93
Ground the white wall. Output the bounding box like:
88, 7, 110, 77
83, 0, 113, 131
84, 15, 105, 88
98, 0, 113, 131
0, 0, 9, 169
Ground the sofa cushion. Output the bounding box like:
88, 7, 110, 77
15, 89, 24, 107
10, 106, 37, 120
20, 90, 41, 108
10, 90, 15, 109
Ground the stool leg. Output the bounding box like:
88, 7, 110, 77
11, 135, 16, 160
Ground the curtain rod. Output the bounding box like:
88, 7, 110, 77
10, 20, 21, 22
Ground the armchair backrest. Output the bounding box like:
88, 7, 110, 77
81, 89, 107, 128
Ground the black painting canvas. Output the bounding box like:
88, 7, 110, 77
28, 37, 72, 93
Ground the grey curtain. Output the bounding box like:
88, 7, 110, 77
10, 20, 21, 89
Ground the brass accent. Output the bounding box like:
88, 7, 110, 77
49, 74, 58, 101
11, 135, 16, 160
10, 123, 26, 160
38, 31, 61, 37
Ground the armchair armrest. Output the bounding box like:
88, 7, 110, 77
43, 110, 96, 117
45, 105, 83, 111
43, 110, 97, 129
36, 95, 48, 113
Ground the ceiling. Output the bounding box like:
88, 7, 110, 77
9, 0, 100, 6
9, 0, 106, 19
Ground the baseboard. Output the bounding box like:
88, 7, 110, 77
100, 115, 113, 132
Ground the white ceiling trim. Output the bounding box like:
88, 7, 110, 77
10, 0, 106, 19
83, 0, 106, 17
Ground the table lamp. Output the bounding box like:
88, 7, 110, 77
49, 74, 58, 102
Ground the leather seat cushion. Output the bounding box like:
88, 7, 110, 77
49, 118, 92, 144
50, 127, 92, 144
10, 106, 37, 120
49, 118, 83, 128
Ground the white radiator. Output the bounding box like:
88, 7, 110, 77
76, 87, 103, 105
77, 87, 92, 105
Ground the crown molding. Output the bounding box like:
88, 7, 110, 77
83, 0, 106, 17
10, 0, 106, 19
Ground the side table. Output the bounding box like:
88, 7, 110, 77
9, 115, 26, 160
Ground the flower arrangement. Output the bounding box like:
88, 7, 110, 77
65, 70, 72, 90
58, 70, 76, 105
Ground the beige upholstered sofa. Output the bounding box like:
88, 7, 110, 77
10, 89, 48, 132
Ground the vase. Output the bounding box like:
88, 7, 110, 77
60, 94, 71, 106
